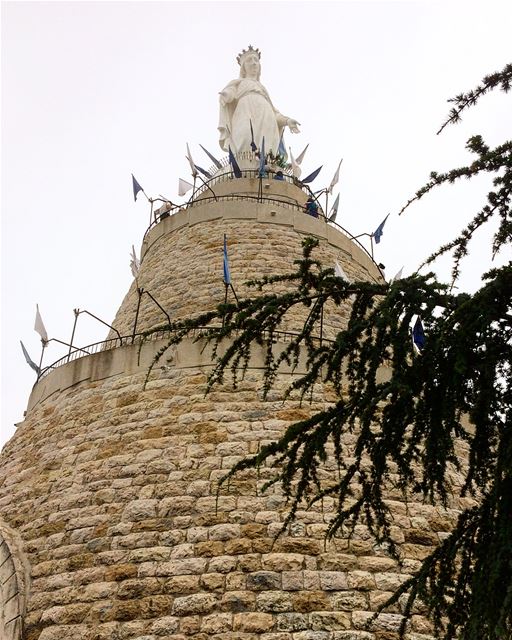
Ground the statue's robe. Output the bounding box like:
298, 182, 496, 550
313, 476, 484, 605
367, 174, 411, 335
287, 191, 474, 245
218, 78, 287, 156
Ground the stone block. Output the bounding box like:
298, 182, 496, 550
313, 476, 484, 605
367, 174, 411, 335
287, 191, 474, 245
157, 558, 207, 576
292, 591, 329, 613
262, 553, 304, 571
318, 553, 358, 571
122, 499, 158, 521
104, 564, 138, 581
164, 575, 200, 594
200, 572, 225, 591
201, 613, 233, 633
347, 571, 376, 591
233, 611, 275, 632
208, 555, 238, 573
282, 571, 303, 591
246, 571, 281, 591
318, 571, 348, 590
172, 593, 218, 615
276, 612, 308, 632
331, 591, 368, 610
310, 611, 351, 630
256, 590, 292, 613
209, 524, 241, 541
221, 590, 256, 612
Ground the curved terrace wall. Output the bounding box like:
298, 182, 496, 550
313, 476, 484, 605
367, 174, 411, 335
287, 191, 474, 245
110, 185, 382, 340
0, 333, 464, 640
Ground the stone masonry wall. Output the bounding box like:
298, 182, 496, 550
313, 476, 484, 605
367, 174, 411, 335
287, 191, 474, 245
109, 197, 382, 340
0, 184, 468, 639
0, 350, 468, 640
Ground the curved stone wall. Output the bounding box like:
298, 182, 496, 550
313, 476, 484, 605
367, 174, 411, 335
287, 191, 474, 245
1, 336, 467, 639
110, 185, 382, 340
0, 182, 467, 639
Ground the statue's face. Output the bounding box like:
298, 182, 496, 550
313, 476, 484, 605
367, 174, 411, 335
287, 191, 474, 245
243, 54, 261, 79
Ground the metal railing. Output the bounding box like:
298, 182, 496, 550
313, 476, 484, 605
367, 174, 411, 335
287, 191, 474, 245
37, 326, 333, 382
143, 189, 379, 269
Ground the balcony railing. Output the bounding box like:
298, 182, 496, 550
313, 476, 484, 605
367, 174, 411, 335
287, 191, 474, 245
37, 326, 332, 382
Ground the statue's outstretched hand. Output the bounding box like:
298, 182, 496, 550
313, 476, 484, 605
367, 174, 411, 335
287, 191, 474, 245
287, 119, 301, 134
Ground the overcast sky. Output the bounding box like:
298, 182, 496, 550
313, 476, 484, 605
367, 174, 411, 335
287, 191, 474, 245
1, 0, 511, 449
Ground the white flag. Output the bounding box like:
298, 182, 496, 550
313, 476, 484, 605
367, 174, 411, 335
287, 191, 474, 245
328, 158, 343, 194
295, 144, 309, 165
390, 266, 404, 283
34, 304, 48, 342
334, 261, 350, 282
130, 245, 140, 278
289, 147, 301, 179
178, 178, 194, 196
186, 143, 197, 178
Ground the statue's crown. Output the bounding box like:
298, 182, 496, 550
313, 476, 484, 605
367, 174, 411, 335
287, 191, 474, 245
237, 45, 261, 65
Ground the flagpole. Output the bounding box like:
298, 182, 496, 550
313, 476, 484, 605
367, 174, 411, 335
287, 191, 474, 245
222, 283, 228, 327
37, 340, 47, 380
230, 283, 239, 305
68, 308, 80, 361
142, 289, 171, 325
132, 288, 143, 343
197, 176, 218, 201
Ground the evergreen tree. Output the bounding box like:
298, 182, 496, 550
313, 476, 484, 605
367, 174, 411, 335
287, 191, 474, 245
146, 64, 512, 639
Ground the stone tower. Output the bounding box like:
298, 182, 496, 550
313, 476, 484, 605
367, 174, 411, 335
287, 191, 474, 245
0, 50, 449, 640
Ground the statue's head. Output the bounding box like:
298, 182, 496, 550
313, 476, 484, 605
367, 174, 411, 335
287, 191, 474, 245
237, 45, 261, 80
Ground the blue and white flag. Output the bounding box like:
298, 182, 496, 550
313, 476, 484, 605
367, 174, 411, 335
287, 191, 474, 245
289, 147, 301, 179
34, 304, 48, 342
20, 340, 40, 374
130, 245, 140, 278
178, 178, 194, 196
373, 214, 390, 244
278, 134, 287, 160
334, 260, 350, 282
258, 137, 266, 178
228, 147, 242, 178
132, 174, 144, 201
328, 193, 340, 222
223, 235, 231, 285
412, 316, 426, 351
390, 266, 404, 283
296, 144, 309, 165
328, 158, 343, 194
200, 144, 222, 170
302, 165, 322, 184
186, 143, 198, 178
195, 165, 213, 180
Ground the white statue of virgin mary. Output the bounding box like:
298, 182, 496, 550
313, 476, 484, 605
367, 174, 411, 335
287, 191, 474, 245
218, 46, 300, 157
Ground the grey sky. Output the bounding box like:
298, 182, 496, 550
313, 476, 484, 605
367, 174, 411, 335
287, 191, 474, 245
1, 0, 511, 449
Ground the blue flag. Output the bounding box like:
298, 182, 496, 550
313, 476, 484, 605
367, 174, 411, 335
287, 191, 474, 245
412, 317, 426, 351
278, 134, 287, 161
194, 164, 213, 179
328, 193, 340, 222
258, 137, 266, 178
132, 174, 144, 201
373, 214, 390, 244
228, 147, 242, 178
223, 235, 231, 285
302, 165, 322, 184
250, 120, 257, 152
200, 144, 222, 170
20, 340, 40, 374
